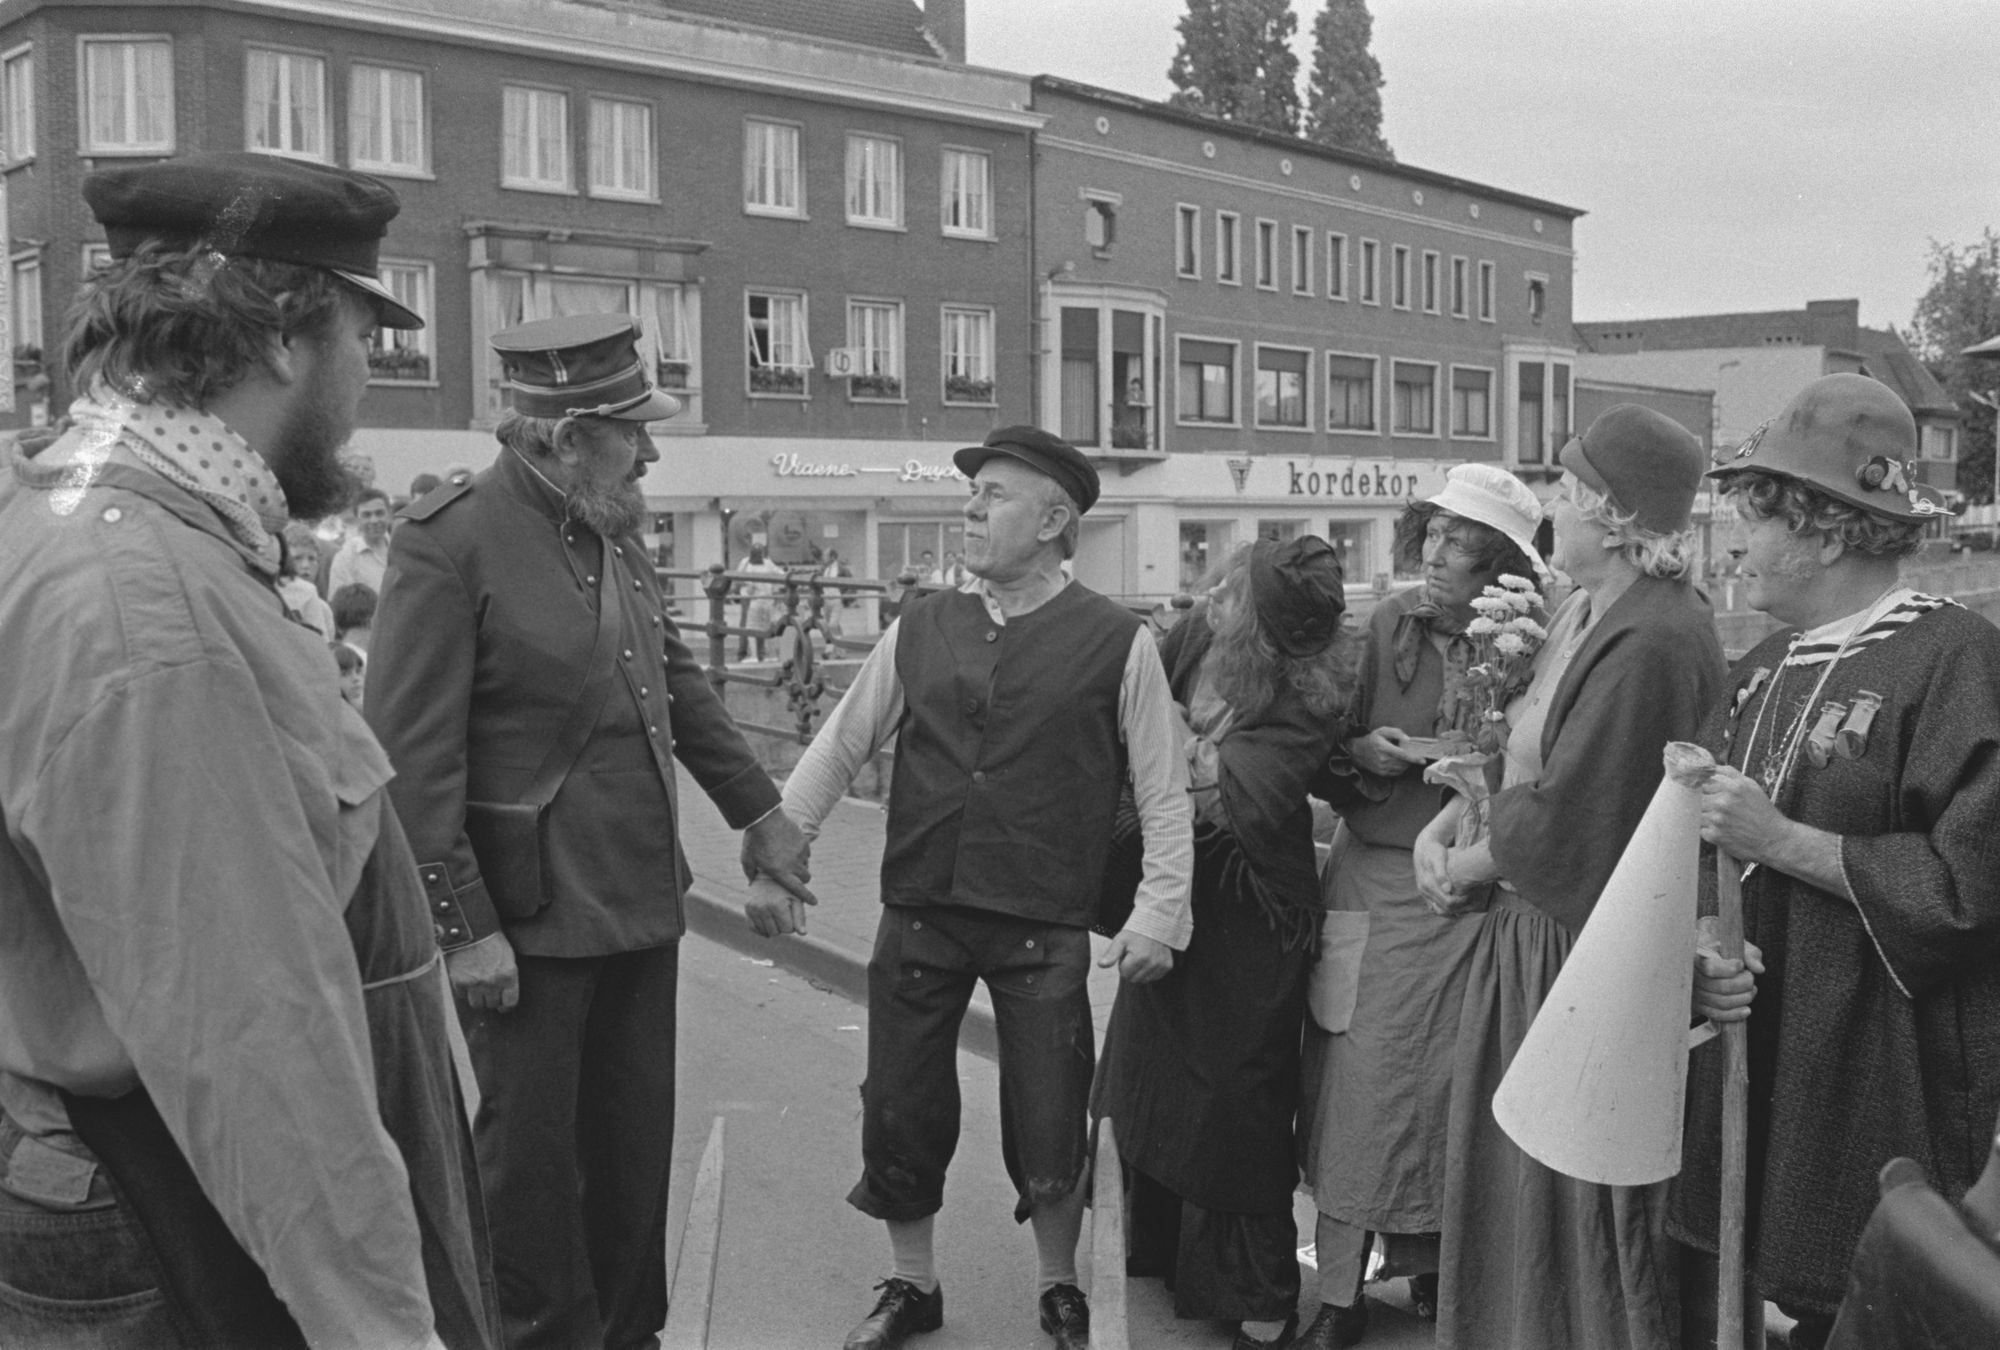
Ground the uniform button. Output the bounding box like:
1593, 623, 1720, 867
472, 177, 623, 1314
653, 616, 663, 628
435, 900, 450, 913
447, 927, 462, 938
633, 579, 643, 590
972, 770, 987, 784
586, 574, 598, 584
1025, 938, 1036, 949
985, 631, 998, 642
425, 870, 441, 883
1026, 974, 1037, 985
623, 649, 634, 660
640, 686, 650, 696
648, 724, 659, 736
912, 920, 923, 930
101, 507, 123, 523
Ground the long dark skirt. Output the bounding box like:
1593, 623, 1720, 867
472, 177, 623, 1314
1093, 847, 1313, 1321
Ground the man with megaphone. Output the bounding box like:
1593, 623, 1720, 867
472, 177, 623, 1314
1674, 374, 2000, 1350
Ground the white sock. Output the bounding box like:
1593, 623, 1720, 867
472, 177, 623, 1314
886, 1216, 937, 1293
1029, 1186, 1087, 1290
1239, 1319, 1289, 1342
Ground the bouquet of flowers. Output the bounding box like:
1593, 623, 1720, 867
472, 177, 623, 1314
1425, 573, 1547, 847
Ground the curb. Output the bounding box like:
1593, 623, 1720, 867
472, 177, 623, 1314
682, 885, 1001, 1061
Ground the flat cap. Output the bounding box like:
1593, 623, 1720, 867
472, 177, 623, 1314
83, 151, 420, 328
952, 425, 1100, 513
492, 314, 682, 421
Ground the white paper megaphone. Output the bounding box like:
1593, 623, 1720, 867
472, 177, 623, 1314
1490, 743, 1714, 1185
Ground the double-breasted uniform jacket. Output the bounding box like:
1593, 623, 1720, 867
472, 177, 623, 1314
367, 447, 779, 958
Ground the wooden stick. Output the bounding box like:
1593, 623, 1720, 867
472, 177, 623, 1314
1714, 851, 1757, 1350
661, 1116, 727, 1350
1090, 1118, 1131, 1350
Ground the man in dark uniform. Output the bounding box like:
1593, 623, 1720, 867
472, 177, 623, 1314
368, 314, 814, 1350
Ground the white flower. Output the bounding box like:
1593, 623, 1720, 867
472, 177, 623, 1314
1507, 617, 1548, 643
1467, 616, 1501, 636
1493, 631, 1527, 657
1502, 590, 1534, 614
1498, 573, 1538, 594
1470, 595, 1508, 616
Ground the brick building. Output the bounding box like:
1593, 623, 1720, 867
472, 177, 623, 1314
1027, 77, 1584, 593
0, 0, 1034, 590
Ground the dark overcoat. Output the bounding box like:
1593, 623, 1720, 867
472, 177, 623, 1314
367, 446, 778, 958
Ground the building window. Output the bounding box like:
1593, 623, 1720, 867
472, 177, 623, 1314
350, 64, 425, 176
1391, 245, 1411, 310
1255, 346, 1309, 429
1083, 196, 1117, 251
1326, 352, 1377, 432
11, 254, 41, 355
1056, 302, 1160, 450
1176, 204, 1200, 279
588, 97, 654, 200
1358, 238, 1379, 305
1216, 212, 1240, 285
1921, 424, 1957, 461
648, 284, 697, 393
746, 289, 809, 397
502, 86, 569, 190
846, 134, 902, 228
368, 261, 432, 383
1479, 260, 1496, 322
1450, 256, 1469, 318
3, 46, 32, 162
1176, 337, 1236, 426
1291, 225, 1314, 296
1450, 366, 1492, 439
743, 118, 802, 217
941, 148, 990, 237
942, 305, 995, 404
1255, 219, 1278, 290
1326, 232, 1347, 300
1392, 360, 1437, 436
1527, 274, 1548, 323
81, 38, 173, 153
845, 299, 903, 400
81, 242, 113, 277
245, 49, 327, 161
1513, 358, 1572, 464
1420, 250, 1440, 314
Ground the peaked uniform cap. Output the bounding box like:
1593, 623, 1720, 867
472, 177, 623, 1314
952, 425, 1100, 513
82, 151, 421, 329
1708, 373, 1953, 523
491, 314, 683, 421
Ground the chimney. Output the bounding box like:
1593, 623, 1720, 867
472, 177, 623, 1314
925, 0, 965, 62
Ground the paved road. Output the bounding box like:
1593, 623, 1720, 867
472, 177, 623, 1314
667, 930, 1438, 1349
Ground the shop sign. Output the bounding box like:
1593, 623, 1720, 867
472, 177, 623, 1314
770, 452, 965, 485
1284, 459, 1431, 500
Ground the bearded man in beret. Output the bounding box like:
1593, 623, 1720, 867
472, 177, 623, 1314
0, 153, 493, 1349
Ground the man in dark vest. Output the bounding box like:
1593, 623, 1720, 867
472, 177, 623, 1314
367, 314, 815, 1350
746, 427, 1195, 1350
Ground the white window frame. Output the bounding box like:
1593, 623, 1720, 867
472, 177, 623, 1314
1215, 211, 1241, 286
501, 85, 571, 192
1478, 260, 1497, 322
348, 63, 428, 178
1450, 255, 1469, 319
78, 35, 174, 155
1526, 269, 1549, 324
1253, 342, 1312, 433
1391, 244, 1411, 311
745, 287, 810, 398
845, 297, 904, 402
1324, 349, 1379, 436
368, 260, 434, 385
1420, 249, 1440, 315
586, 96, 655, 201
1449, 363, 1496, 442
11, 251, 41, 356
81, 242, 113, 276
1391, 358, 1440, 438
743, 117, 803, 218
845, 132, 903, 230
1358, 237, 1379, 305
940, 146, 991, 239
3, 44, 33, 163
1326, 232, 1348, 301
1175, 333, 1240, 428
1290, 224, 1314, 297
1175, 203, 1201, 280
1254, 218, 1278, 291
941, 303, 996, 405
244, 46, 328, 162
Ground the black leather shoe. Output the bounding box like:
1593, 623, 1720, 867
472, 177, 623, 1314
1037, 1282, 1090, 1350
1230, 1312, 1299, 1349
842, 1278, 943, 1350
1295, 1299, 1369, 1349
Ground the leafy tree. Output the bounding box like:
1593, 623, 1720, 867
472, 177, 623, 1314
1305, 0, 1391, 158
1907, 230, 2000, 503
1168, 0, 1302, 137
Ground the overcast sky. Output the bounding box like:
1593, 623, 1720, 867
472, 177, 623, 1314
965, 0, 2000, 335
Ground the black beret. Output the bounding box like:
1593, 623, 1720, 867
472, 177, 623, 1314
952, 425, 1100, 514
82, 151, 420, 329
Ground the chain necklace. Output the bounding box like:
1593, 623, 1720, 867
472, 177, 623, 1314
1739, 584, 1902, 799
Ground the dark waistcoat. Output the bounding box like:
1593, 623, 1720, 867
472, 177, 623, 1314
883, 583, 1140, 926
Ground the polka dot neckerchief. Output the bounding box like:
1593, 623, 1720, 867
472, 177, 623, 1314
69, 387, 288, 574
